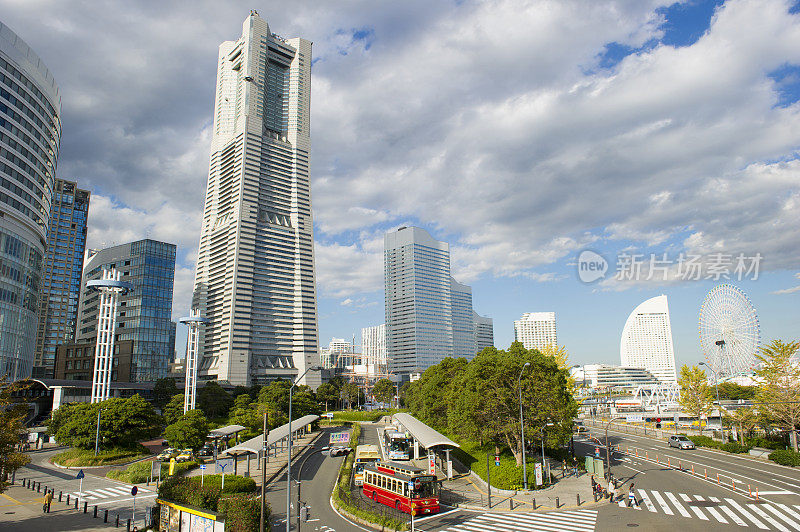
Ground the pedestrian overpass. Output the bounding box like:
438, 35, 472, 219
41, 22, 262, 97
392, 412, 460, 479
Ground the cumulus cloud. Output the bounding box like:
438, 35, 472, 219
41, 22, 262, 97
773, 272, 800, 294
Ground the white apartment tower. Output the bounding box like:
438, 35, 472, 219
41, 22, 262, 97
514, 312, 557, 351
620, 295, 677, 383
362, 324, 387, 375
192, 12, 320, 387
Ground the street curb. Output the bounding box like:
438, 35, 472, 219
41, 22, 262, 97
263, 430, 325, 487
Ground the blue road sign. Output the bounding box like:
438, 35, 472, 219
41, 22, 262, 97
131, 486, 138, 496
76, 470, 85, 480
199, 464, 206, 470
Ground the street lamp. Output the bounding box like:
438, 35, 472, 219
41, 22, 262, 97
540, 421, 554, 485
286, 365, 322, 532
94, 407, 102, 456
518, 362, 531, 490
699, 360, 723, 441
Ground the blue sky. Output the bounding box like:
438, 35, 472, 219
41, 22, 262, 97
1, 0, 798, 369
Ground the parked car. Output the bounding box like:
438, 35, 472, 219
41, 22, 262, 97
157, 448, 178, 461
197, 445, 214, 459
328, 446, 351, 457
175, 448, 195, 463
668, 435, 695, 449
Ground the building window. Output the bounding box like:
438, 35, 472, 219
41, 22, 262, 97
66, 361, 72, 369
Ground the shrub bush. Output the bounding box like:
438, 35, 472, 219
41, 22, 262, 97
158, 474, 256, 513
720, 442, 750, 454
687, 435, 722, 449
53, 445, 150, 467
219, 495, 261, 532
768, 450, 800, 466
107, 460, 153, 483
745, 437, 785, 450
330, 410, 399, 422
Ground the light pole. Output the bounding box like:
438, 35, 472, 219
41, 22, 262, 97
286, 365, 322, 532
518, 362, 531, 490
699, 360, 723, 441
94, 407, 102, 456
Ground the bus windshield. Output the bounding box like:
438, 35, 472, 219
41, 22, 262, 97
411, 478, 438, 499
389, 438, 408, 453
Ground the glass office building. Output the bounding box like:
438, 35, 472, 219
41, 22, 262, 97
76, 239, 176, 382
33, 179, 89, 377
0, 20, 61, 379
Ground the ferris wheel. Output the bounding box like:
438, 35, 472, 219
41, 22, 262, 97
699, 284, 761, 378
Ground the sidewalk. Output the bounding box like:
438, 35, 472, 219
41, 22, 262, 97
0, 484, 131, 531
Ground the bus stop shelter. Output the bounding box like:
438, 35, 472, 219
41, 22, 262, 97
392, 412, 460, 479
221, 415, 319, 477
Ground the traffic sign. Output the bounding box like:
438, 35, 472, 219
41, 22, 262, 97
329, 432, 350, 444
131, 485, 138, 496
625, 414, 643, 423
76, 470, 85, 480
594, 446, 600, 458
325, 412, 334, 419
199, 464, 206, 470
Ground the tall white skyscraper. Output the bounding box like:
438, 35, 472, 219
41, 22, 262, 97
192, 12, 320, 387
620, 295, 677, 383
362, 324, 387, 375
384, 227, 492, 377
514, 312, 557, 351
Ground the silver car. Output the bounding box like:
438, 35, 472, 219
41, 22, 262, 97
668, 435, 695, 449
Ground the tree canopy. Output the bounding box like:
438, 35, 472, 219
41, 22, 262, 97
677, 365, 714, 434
49, 395, 160, 450
163, 394, 185, 426
755, 340, 800, 451
372, 378, 396, 405
198, 382, 233, 419
0, 379, 30, 492
152, 378, 179, 410
164, 409, 209, 450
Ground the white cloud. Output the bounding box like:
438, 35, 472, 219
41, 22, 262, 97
773, 272, 800, 294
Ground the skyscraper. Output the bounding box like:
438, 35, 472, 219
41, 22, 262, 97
76, 239, 176, 382
0, 21, 61, 380
620, 294, 677, 383
192, 12, 319, 387
514, 312, 557, 351
384, 226, 492, 377
361, 324, 386, 375
33, 179, 89, 377
474, 312, 494, 352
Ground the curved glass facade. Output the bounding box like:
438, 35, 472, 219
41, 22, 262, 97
0, 21, 61, 379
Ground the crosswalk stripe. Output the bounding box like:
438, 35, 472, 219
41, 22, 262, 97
761, 504, 800, 530
679, 493, 709, 520
502, 511, 598, 526
665, 491, 692, 518
693, 496, 727, 524
442, 511, 599, 532
637, 489, 656, 512
709, 497, 748, 527
725, 499, 769, 530
747, 503, 789, 532
477, 513, 595, 531
650, 491, 673, 515
105, 487, 131, 495
89, 489, 117, 497
776, 503, 800, 522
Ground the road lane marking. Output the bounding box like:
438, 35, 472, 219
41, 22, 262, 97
650, 490, 673, 515
760, 503, 800, 530
637, 489, 656, 512
665, 491, 691, 518
757, 491, 795, 495
709, 496, 747, 526
776, 503, 800, 521
679, 493, 708, 520
747, 503, 788, 532
724, 498, 769, 529
693, 495, 727, 524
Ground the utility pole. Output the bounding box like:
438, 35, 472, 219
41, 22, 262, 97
94, 408, 101, 456
259, 411, 269, 532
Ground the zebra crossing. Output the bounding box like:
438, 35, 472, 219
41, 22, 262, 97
439, 509, 598, 532
621, 488, 800, 530
74, 485, 151, 501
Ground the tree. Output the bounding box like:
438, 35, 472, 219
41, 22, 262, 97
152, 378, 179, 410
755, 340, 800, 451
340, 382, 362, 409
407, 358, 468, 429
258, 380, 291, 414
50, 395, 160, 449
316, 382, 339, 411
0, 379, 30, 492
164, 410, 209, 450
198, 381, 233, 419
724, 407, 757, 443
717, 382, 757, 400
677, 365, 714, 434
163, 394, 185, 426
372, 378, 396, 405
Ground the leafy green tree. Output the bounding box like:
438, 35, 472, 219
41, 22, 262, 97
717, 382, 757, 400
164, 410, 209, 450
407, 358, 468, 429
258, 380, 291, 414
0, 379, 30, 492
372, 378, 396, 405
290, 388, 321, 417
340, 382, 362, 408
152, 378, 179, 410
316, 382, 339, 411
755, 340, 800, 451
198, 381, 233, 419
677, 365, 714, 434
50, 395, 160, 449
724, 406, 758, 443
163, 394, 185, 426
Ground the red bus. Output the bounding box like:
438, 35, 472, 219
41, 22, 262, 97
362, 461, 439, 515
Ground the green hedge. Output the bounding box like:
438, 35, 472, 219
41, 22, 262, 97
720, 442, 750, 454
219, 495, 261, 532
107, 461, 153, 484
687, 435, 722, 449
53, 445, 150, 466
745, 437, 785, 450
157, 474, 256, 513
768, 450, 800, 466
453, 440, 559, 491
330, 410, 400, 422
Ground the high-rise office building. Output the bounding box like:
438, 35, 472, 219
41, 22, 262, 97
0, 21, 61, 380
192, 12, 319, 388
76, 239, 176, 382
33, 179, 89, 377
384, 226, 493, 377
620, 294, 677, 383
514, 312, 557, 351
361, 324, 386, 374
474, 312, 494, 352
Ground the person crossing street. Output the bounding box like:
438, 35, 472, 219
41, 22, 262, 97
42, 490, 53, 513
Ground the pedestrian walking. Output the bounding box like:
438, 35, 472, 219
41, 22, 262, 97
43, 490, 53, 513
627, 483, 638, 508
590, 475, 597, 491
607, 478, 615, 502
